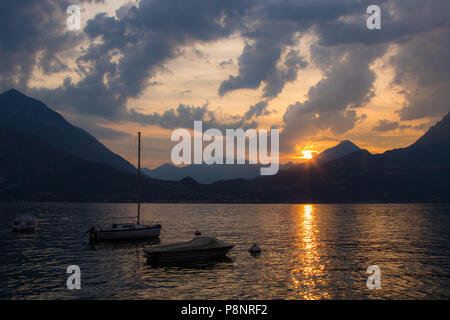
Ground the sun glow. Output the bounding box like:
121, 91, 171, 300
298, 150, 315, 159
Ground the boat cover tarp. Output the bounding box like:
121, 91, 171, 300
144, 236, 230, 253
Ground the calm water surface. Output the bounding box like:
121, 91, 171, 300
0, 202, 449, 299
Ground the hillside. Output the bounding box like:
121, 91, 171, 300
0, 126, 202, 202
0, 89, 135, 173
316, 140, 362, 163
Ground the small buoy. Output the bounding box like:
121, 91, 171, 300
195, 230, 202, 236
249, 244, 261, 253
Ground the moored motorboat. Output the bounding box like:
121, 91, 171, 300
143, 236, 234, 264
11, 215, 38, 232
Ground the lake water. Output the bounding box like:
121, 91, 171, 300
0, 202, 449, 299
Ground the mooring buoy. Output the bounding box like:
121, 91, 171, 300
249, 244, 261, 253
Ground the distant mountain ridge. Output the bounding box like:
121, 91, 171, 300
234, 111, 450, 202
1, 89, 449, 203
144, 162, 299, 184
144, 141, 362, 183
143, 162, 264, 184
0, 89, 135, 173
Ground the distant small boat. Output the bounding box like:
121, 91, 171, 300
144, 236, 234, 264
87, 132, 161, 243
11, 215, 38, 233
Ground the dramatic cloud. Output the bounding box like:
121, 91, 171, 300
218, 0, 371, 99
262, 50, 307, 98
28, 0, 256, 123
0, 0, 83, 90
277, 0, 450, 151
218, 36, 307, 99
392, 28, 450, 120
243, 101, 271, 120
280, 44, 385, 152
1, 0, 450, 155
128, 102, 256, 131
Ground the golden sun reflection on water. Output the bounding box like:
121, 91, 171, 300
290, 204, 329, 300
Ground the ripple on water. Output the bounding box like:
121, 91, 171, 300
0, 202, 449, 299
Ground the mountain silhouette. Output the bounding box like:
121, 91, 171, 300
0, 125, 136, 201
144, 141, 362, 183
380, 111, 450, 165
1, 88, 448, 202
0, 90, 217, 202
316, 140, 362, 163
0, 89, 135, 173
143, 162, 263, 184
209, 112, 450, 203
0, 124, 203, 202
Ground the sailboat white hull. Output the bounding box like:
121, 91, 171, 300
87, 132, 162, 243
90, 224, 161, 242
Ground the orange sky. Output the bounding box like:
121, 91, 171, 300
27, 1, 439, 169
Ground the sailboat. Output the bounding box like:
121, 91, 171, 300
87, 132, 161, 243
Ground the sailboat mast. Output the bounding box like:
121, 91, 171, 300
137, 132, 141, 225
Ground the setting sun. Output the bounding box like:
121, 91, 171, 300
299, 150, 315, 159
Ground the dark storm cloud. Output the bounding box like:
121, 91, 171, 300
311, 0, 450, 123
218, 24, 304, 98
218, 0, 373, 99
392, 28, 450, 120
0, 0, 84, 91
243, 100, 271, 120
29, 0, 256, 122
128, 102, 256, 131
315, 0, 450, 47
262, 50, 307, 98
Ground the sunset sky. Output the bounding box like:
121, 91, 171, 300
1, 0, 449, 168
